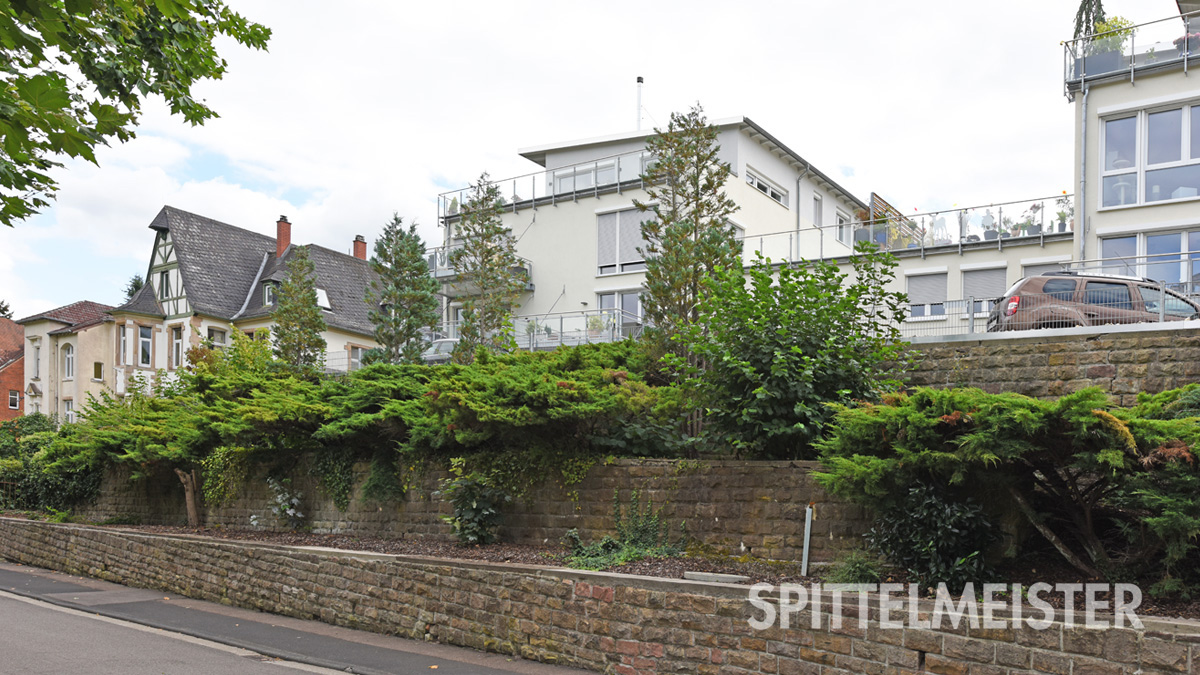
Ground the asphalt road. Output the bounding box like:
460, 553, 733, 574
0, 562, 589, 675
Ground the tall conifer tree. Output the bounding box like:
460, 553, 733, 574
272, 246, 327, 374
633, 104, 741, 373
449, 173, 527, 364
365, 214, 440, 364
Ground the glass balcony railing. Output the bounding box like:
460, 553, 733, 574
738, 194, 1075, 265
432, 308, 644, 350
438, 149, 655, 222
1064, 12, 1199, 88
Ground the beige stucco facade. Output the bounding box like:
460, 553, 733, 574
23, 319, 116, 420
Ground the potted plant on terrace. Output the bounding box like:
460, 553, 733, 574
1084, 16, 1135, 75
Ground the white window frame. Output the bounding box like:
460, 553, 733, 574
316, 288, 332, 310
553, 159, 618, 194
1100, 229, 1200, 293
64, 399, 75, 424
1100, 103, 1200, 209
171, 326, 183, 370
33, 344, 40, 379
812, 194, 823, 227
63, 344, 75, 380
138, 326, 153, 367
745, 169, 788, 208
8, 390, 17, 410
118, 325, 127, 366
264, 283, 276, 306
207, 328, 227, 348
349, 346, 364, 371
836, 211, 851, 245
906, 272, 948, 321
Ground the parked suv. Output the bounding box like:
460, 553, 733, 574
986, 272, 1200, 332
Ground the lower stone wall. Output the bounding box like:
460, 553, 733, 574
75, 459, 870, 563
906, 327, 1200, 405
1, 519, 1194, 675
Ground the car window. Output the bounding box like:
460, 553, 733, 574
1084, 282, 1133, 310
1041, 279, 1076, 301
1140, 286, 1200, 317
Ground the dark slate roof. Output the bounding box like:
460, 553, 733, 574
17, 300, 115, 328
112, 206, 377, 338
145, 206, 276, 319
112, 283, 165, 318
238, 244, 376, 337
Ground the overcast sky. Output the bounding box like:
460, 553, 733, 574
1, 0, 1181, 319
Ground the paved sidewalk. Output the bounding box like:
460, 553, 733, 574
0, 562, 590, 675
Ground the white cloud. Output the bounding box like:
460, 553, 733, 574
2, 0, 1183, 314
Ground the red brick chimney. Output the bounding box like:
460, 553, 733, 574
353, 234, 367, 260
276, 216, 291, 258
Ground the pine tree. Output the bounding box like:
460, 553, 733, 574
633, 104, 741, 374
0, 299, 11, 319
449, 173, 528, 364
123, 274, 144, 301
365, 214, 440, 364
1074, 0, 1105, 38
272, 246, 327, 374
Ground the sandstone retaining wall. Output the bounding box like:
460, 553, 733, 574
75, 459, 869, 563
1, 519, 1195, 675
906, 327, 1200, 405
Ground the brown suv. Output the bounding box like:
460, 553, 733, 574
986, 272, 1200, 332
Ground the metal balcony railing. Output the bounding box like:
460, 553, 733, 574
738, 194, 1075, 265
437, 149, 655, 223
425, 242, 534, 289
1064, 11, 1200, 92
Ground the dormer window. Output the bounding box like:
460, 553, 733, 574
264, 283, 277, 306
315, 288, 332, 311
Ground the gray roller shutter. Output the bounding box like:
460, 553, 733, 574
963, 268, 1008, 301
598, 212, 617, 269
907, 273, 947, 305
1022, 262, 1065, 278
618, 210, 645, 264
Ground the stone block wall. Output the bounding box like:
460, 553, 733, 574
906, 328, 1200, 405
2, 519, 1196, 675
76, 459, 870, 563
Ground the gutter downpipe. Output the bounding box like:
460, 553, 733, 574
796, 164, 812, 262
1079, 82, 1090, 262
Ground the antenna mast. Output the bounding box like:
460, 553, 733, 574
636, 76, 643, 130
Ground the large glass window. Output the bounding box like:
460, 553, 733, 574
1103, 105, 1200, 206
139, 326, 152, 367
1147, 233, 1183, 284
1104, 117, 1137, 170
1148, 109, 1183, 165
1100, 236, 1137, 275
62, 344, 74, 379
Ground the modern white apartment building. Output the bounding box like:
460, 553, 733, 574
433, 117, 867, 340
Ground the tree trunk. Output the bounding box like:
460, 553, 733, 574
174, 468, 202, 528
1009, 486, 1101, 578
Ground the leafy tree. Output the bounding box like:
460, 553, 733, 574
365, 214, 440, 364
272, 246, 327, 374
122, 274, 144, 301
0, 0, 271, 228
449, 173, 527, 364
0, 299, 11, 319
686, 245, 908, 459
633, 104, 741, 375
